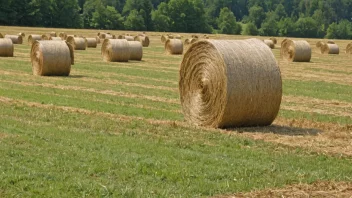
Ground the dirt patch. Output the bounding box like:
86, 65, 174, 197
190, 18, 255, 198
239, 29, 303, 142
216, 181, 352, 198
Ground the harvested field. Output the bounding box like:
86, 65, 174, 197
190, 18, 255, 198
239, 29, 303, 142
0, 26, 351, 197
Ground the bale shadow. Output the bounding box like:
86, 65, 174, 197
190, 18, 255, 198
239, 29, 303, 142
226, 125, 321, 136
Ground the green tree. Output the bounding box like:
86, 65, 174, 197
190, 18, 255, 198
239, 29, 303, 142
52, 0, 83, 28
151, 2, 170, 32
326, 20, 352, 39
242, 22, 259, 35
277, 17, 296, 37
248, 5, 265, 28
274, 3, 287, 20
124, 9, 146, 30
123, 0, 153, 30
294, 17, 319, 38
259, 12, 278, 36
91, 5, 123, 29
217, 7, 241, 34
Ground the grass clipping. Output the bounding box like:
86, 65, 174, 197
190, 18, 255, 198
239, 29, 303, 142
165, 39, 183, 55
281, 39, 311, 62
0, 38, 14, 57
179, 39, 282, 128
101, 39, 130, 62
31, 40, 74, 76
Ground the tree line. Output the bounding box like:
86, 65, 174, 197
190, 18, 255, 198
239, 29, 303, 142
1, 0, 352, 39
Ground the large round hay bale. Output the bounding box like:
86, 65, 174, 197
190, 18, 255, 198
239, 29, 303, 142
346, 43, 352, 54
85, 38, 97, 48
0, 33, 3, 38
128, 41, 143, 61
179, 38, 282, 128
316, 41, 324, 48
4, 35, 23, 44
165, 39, 183, 55
101, 39, 130, 62
28, 35, 42, 45
161, 35, 168, 43
124, 36, 134, 41
264, 40, 275, 49
269, 37, 277, 44
0, 38, 14, 57
281, 40, 311, 62
30, 40, 73, 76
134, 35, 150, 47
50, 32, 57, 37
59, 32, 67, 40
49, 37, 62, 41
67, 36, 87, 50
321, 43, 339, 54
42, 34, 49, 40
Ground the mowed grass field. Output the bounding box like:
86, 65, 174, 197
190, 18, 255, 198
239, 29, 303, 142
0, 26, 352, 197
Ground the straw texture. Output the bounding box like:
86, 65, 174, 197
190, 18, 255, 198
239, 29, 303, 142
117, 35, 125, 39
66, 36, 87, 50
0, 38, 14, 57
49, 37, 62, 41
28, 35, 42, 45
59, 32, 67, 40
281, 40, 311, 62
50, 32, 57, 37
264, 40, 275, 49
128, 41, 143, 61
85, 38, 97, 48
42, 34, 49, 40
321, 43, 339, 54
316, 41, 324, 48
270, 37, 277, 44
134, 35, 150, 47
30, 40, 73, 76
4, 35, 23, 44
124, 36, 134, 41
346, 43, 352, 54
179, 39, 282, 128
165, 39, 183, 55
101, 39, 130, 62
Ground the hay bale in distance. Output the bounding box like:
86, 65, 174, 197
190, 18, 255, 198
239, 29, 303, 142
264, 40, 275, 49
269, 37, 277, 44
67, 36, 87, 50
316, 41, 324, 48
174, 34, 182, 39
0, 33, 3, 38
327, 40, 335, 44
321, 43, 339, 54
179, 38, 282, 128
30, 40, 73, 76
101, 39, 130, 62
346, 43, 352, 54
281, 40, 311, 62
28, 35, 42, 45
4, 35, 23, 44
42, 34, 49, 40
134, 35, 150, 47
161, 35, 168, 43
59, 32, 67, 40
165, 39, 183, 55
49, 37, 62, 41
0, 38, 14, 57
124, 36, 134, 41
85, 38, 97, 48
117, 35, 125, 39
19, 32, 25, 37
96, 36, 101, 44
128, 41, 143, 61
50, 32, 57, 37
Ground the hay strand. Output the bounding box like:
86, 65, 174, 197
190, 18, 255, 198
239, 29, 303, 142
85, 38, 97, 48
134, 35, 150, 47
101, 39, 130, 62
128, 41, 143, 61
30, 40, 73, 76
179, 38, 282, 128
281, 40, 311, 62
165, 39, 183, 55
66, 36, 87, 50
4, 35, 23, 44
0, 38, 14, 57
28, 34, 42, 45
321, 43, 339, 54
264, 40, 275, 49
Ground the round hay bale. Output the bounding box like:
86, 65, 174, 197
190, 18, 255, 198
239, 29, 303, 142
42, 35, 49, 40
19, 32, 25, 37
179, 38, 282, 128
161, 35, 168, 43
281, 38, 289, 46
345, 43, 352, 54
321, 43, 339, 54
128, 41, 143, 61
4, 35, 23, 44
104, 34, 114, 39
124, 36, 134, 41
327, 40, 335, 44
134, 35, 150, 47
174, 34, 182, 39
165, 39, 183, 55
96, 36, 101, 44
264, 40, 275, 49
101, 39, 130, 62
49, 37, 62, 41
59, 32, 67, 40
67, 36, 87, 50
0, 38, 14, 57
30, 40, 73, 76
281, 40, 311, 62
50, 32, 57, 37
28, 35, 42, 45
85, 38, 97, 48
0, 33, 3, 38
316, 41, 324, 48
192, 35, 199, 39
269, 37, 277, 44
117, 35, 125, 39
185, 38, 191, 45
